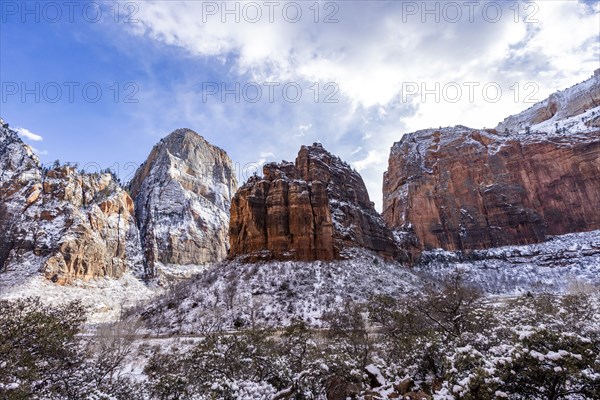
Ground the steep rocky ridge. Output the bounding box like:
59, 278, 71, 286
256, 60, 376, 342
496, 69, 600, 133
0, 119, 42, 269
383, 72, 600, 259
229, 143, 397, 261
129, 129, 237, 278
0, 120, 142, 284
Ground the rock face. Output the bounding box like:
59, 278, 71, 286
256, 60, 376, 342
383, 72, 600, 258
34, 168, 142, 284
1, 122, 238, 284
129, 129, 237, 278
496, 69, 600, 134
0, 120, 41, 270
0, 120, 142, 284
229, 143, 397, 261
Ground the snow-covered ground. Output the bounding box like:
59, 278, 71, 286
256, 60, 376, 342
135, 250, 421, 333
415, 230, 600, 295
527, 105, 599, 137
134, 230, 600, 334
0, 255, 217, 323
3, 230, 599, 325
0, 261, 156, 323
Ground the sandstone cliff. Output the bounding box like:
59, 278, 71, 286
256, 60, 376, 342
383, 72, 600, 258
0, 120, 142, 284
229, 143, 397, 261
497, 69, 600, 134
129, 129, 237, 278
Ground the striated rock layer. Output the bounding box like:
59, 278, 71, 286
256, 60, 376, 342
129, 129, 237, 278
383, 126, 600, 257
230, 143, 397, 261
0, 120, 142, 284
496, 69, 600, 134
384, 72, 600, 260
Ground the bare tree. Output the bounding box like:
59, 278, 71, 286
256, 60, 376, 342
86, 316, 142, 387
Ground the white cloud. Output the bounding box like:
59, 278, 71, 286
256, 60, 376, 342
117, 0, 598, 210
353, 150, 384, 172
16, 127, 43, 142
260, 151, 275, 158
350, 146, 362, 155
127, 1, 597, 123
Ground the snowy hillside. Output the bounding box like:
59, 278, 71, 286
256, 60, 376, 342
416, 230, 600, 295
0, 267, 155, 323
133, 229, 600, 335
496, 69, 600, 134
132, 250, 420, 333
2, 229, 597, 324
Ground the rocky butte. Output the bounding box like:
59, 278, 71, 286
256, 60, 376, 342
229, 143, 398, 261
129, 129, 237, 278
383, 71, 600, 259
0, 120, 142, 284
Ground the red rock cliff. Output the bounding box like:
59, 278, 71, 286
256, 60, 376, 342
230, 143, 397, 261
383, 127, 600, 256
383, 72, 600, 259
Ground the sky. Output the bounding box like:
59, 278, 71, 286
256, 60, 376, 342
1, 0, 599, 210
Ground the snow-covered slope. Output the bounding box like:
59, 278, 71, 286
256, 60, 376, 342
0, 270, 155, 323
133, 250, 420, 333
416, 230, 600, 295
496, 69, 600, 134
133, 228, 600, 334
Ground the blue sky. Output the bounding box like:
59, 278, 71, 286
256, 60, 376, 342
1, 0, 598, 209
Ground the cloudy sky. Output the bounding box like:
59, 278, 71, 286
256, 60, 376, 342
1, 0, 598, 209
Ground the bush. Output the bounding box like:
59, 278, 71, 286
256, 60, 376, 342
469, 329, 600, 399
365, 281, 600, 399
145, 327, 279, 399
0, 297, 85, 399
0, 297, 144, 399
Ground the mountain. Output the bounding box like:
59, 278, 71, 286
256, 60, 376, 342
0, 120, 142, 285
2, 72, 599, 327
0, 119, 40, 268
383, 71, 600, 260
0, 122, 238, 320
0, 123, 237, 287
229, 143, 398, 261
496, 69, 600, 133
129, 129, 237, 278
